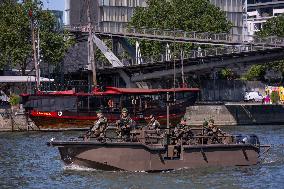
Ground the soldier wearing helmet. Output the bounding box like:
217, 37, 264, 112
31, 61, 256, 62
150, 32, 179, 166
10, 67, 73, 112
173, 116, 194, 144
147, 114, 160, 130
85, 110, 108, 140
205, 118, 225, 144
116, 108, 136, 139
146, 114, 161, 135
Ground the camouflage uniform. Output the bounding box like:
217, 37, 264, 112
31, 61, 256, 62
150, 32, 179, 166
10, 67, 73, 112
116, 115, 135, 138
147, 118, 160, 129
173, 123, 194, 144
89, 116, 108, 138
204, 120, 224, 144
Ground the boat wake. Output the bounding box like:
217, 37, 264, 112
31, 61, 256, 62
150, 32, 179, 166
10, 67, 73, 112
63, 164, 129, 173
261, 158, 277, 164
63, 164, 98, 172
260, 153, 284, 165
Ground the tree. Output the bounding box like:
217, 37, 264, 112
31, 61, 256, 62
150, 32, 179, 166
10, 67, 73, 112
0, 0, 74, 75
128, 0, 232, 56
257, 15, 284, 37
244, 65, 266, 81
218, 68, 236, 80
255, 15, 284, 82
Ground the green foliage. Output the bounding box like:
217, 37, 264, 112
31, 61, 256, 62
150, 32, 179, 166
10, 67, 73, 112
270, 91, 280, 104
257, 15, 284, 37
244, 65, 266, 81
9, 94, 20, 106
128, 0, 232, 56
218, 68, 235, 80
0, 0, 74, 75
256, 15, 284, 80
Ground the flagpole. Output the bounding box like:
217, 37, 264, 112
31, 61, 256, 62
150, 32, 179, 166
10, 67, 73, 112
29, 8, 40, 91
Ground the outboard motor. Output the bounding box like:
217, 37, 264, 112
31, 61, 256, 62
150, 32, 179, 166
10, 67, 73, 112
234, 134, 260, 146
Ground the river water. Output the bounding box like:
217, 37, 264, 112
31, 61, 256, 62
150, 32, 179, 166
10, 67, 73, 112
0, 125, 284, 189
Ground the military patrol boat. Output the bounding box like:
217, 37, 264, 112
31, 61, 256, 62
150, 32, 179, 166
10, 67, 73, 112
47, 127, 261, 172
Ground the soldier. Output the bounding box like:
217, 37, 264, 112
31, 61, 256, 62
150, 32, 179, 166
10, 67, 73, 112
173, 117, 194, 144
205, 119, 225, 144
147, 114, 161, 131
85, 110, 108, 140
116, 108, 135, 139
199, 120, 209, 144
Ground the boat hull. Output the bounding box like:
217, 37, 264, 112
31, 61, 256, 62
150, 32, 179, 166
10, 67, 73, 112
51, 141, 260, 172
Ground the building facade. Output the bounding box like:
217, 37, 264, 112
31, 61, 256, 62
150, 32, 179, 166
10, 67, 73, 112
209, 0, 244, 36
50, 10, 64, 31
65, 0, 244, 35
247, 0, 284, 36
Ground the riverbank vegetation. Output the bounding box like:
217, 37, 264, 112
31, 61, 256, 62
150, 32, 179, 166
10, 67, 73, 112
245, 15, 284, 82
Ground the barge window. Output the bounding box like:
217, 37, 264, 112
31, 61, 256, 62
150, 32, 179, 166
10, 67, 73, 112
120, 95, 135, 112
175, 92, 183, 100
77, 96, 89, 111
140, 94, 165, 109
89, 96, 107, 111
34, 99, 41, 109
41, 98, 51, 111
29, 97, 76, 112
78, 96, 121, 112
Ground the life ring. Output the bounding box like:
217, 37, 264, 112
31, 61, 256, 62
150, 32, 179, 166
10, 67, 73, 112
108, 99, 114, 108
58, 111, 63, 116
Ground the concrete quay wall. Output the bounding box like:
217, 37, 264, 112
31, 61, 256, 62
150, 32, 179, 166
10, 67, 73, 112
1, 104, 284, 131
185, 104, 284, 126
0, 108, 37, 132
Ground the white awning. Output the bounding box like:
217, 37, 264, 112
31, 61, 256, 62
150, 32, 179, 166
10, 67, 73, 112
0, 76, 54, 83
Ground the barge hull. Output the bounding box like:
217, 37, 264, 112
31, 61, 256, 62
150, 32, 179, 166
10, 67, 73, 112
55, 142, 259, 172
30, 114, 182, 130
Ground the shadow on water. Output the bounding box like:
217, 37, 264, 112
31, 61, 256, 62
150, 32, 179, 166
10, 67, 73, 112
0, 125, 284, 189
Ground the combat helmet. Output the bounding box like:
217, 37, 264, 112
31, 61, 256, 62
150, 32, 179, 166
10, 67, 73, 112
203, 120, 208, 127
122, 108, 128, 113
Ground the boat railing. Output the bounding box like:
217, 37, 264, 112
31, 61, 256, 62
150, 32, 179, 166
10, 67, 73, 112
80, 127, 259, 147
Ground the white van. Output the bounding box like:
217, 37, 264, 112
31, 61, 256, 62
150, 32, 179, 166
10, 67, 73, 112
244, 91, 263, 102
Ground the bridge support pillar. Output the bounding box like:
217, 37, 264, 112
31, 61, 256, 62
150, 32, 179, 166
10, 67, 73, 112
118, 70, 137, 88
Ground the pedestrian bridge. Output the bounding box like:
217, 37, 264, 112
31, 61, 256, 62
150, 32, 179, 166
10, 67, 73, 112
99, 46, 284, 83
65, 25, 284, 86
66, 25, 284, 47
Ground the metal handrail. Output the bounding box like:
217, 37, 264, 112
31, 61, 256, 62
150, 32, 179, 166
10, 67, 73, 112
65, 25, 284, 47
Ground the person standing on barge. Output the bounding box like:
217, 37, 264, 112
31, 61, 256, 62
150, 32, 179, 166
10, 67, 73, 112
204, 119, 225, 144
85, 110, 108, 140
116, 108, 136, 139
147, 114, 161, 134
173, 116, 194, 144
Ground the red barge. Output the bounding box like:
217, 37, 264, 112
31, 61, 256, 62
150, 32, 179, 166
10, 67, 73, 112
21, 87, 199, 130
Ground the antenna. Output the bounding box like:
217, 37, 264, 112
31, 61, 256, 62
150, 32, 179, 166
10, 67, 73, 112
29, 6, 40, 91
173, 27, 176, 90
181, 49, 185, 87
173, 27, 176, 101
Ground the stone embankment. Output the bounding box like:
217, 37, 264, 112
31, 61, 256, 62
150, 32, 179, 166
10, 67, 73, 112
1, 103, 284, 131
0, 108, 37, 131
186, 103, 284, 126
